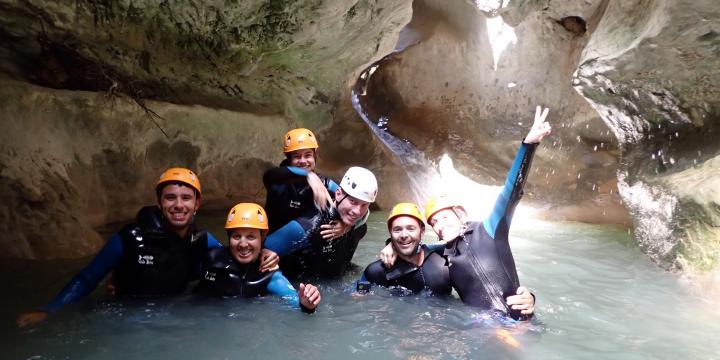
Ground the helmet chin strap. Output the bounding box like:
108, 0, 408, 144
451, 206, 468, 237
336, 191, 349, 208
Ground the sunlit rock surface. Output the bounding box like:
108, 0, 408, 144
354, 0, 627, 225
356, 0, 718, 279
0, 0, 412, 258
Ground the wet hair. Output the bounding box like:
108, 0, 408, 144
156, 181, 200, 201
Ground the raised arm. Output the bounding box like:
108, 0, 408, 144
483, 106, 551, 240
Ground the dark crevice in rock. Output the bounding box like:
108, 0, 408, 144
559, 16, 587, 36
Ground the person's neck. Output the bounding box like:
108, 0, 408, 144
233, 256, 259, 270
443, 224, 468, 243
397, 247, 424, 267
172, 225, 190, 239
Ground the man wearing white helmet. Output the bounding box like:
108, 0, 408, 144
264, 166, 378, 279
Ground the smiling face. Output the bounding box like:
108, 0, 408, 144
288, 149, 316, 171
228, 228, 263, 265
428, 208, 464, 241
335, 188, 370, 225
158, 183, 200, 236
390, 215, 424, 258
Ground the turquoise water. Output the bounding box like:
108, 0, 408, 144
2, 212, 719, 359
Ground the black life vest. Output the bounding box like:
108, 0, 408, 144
363, 245, 451, 295
196, 247, 275, 298
114, 206, 208, 297
280, 208, 367, 280
264, 160, 333, 233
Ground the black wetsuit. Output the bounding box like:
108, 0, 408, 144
263, 161, 338, 233
362, 244, 451, 295
114, 206, 211, 297
196, 247, 276, 298
268, 207, 368, 280
444, 142, 537, 320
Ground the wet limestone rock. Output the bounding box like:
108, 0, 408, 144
0, 79, 289, 258
573, 0, 720, 279
355, 0, 626, 225
356, 0, 719, 283
0, 0, 413, 259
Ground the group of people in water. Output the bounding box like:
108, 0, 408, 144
17, 106, 551, 327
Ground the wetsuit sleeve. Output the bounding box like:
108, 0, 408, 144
263, 166, 310, 186
483, 142, 538, 240
424, 243, 445, 253
266, 271, 316, 313
42, 234, 124, 313
206, 233, 222, 249
264, 220, 309, 256
326, 179, 339, 194
362, 261, 388, 286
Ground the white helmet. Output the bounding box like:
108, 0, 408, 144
340, 167, 378, 203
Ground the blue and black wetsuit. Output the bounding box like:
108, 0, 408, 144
196, 247, 315, 312
263, 161, 338, 233
444, 142, 537, 320
361, 244, 451, 295
265, 207, 368, 280
42, 206, 221, 313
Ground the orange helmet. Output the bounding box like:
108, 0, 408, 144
387, 202, 424, 229
225, 203, 269, 231
156, 167, 202, 195
283, 128, 319, 153
425, 193, 465, 223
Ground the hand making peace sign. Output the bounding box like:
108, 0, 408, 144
523, 106, 552, 144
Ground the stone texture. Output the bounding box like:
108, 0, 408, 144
573, 0, 720, 279
0, 0, 411, 119
354, 0, 627, 225
0, 79, 289, 258
354, 0, 718, 282
0, 0, 412, 259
